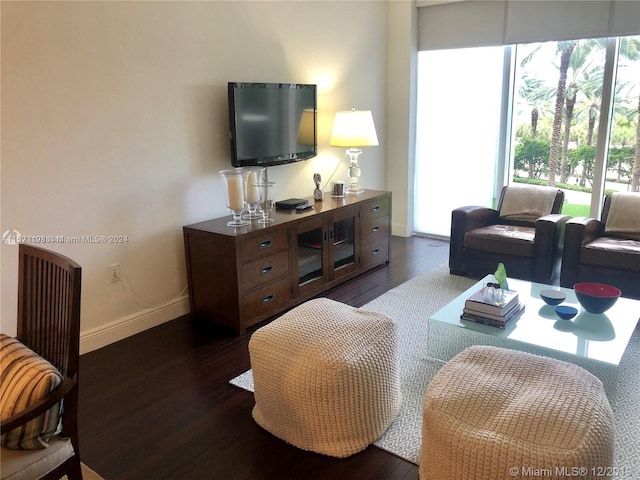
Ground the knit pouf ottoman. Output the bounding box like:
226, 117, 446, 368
248, 297, 401, 457
420, 346, 614, 480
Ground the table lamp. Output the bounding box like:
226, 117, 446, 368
330, 108, 379, 194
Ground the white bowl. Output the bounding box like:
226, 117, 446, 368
540, 289, 566, 306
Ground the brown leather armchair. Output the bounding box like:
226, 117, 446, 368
560, 193, 640, 299
450, 184, 569, 285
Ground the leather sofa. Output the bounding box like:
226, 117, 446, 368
560, 193, 640, 299
450, 184, 569, 285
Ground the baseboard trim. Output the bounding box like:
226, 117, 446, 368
80, 296, 190, 354
392, 222, 414, 237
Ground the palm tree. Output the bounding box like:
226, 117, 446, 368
618, 36, 640, 191
632, 92, 640, 192
579, 97, 600, 186
519, 74, 554, 139
578, 67, 606, 147
548, 41, 576, 186
600, 36, 640, 191
558, 40, 605, 183
517, 36, 639, 189
560, 82, 578, 183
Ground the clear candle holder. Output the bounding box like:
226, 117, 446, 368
220, 169, 249, 227
256, 181, 275, 224
243, 167, 265, 219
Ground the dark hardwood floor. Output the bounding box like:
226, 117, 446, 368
78, 235, 450, 480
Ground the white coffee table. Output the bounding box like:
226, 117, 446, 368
429, 275, 640, 366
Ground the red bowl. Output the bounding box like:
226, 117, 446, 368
574, 282, 621, 314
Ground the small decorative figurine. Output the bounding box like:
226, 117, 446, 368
313, 173, 323, 201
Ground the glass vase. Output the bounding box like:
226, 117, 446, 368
256, 181, 275, 224
220, 169, 249, 227
243, 167, 265, 219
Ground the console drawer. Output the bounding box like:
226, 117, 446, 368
242, 278, 291, 327
361, 217, 390, 244
361, 197, 390, 220
240, 230, 288, 262
241, 250, 290, 291
361, 237, 389, 268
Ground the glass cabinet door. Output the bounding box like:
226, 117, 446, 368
296, 219, 325, 289
292, 206, 359, 298
331, 214, 356, 280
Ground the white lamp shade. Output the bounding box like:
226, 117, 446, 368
330, 110, 379, 148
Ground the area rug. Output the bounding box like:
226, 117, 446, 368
230, 263, 640, 477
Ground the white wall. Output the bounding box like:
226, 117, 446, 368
386, 0, 418, 237
1, 1, 388, 352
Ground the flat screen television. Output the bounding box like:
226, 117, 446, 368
228, 82, 317, 168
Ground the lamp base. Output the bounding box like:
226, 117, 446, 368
346, 148, 364, 195
346, 186, 364, 195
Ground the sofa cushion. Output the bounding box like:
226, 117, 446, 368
464, 225, 535, 257
0, 334, 63, 449
0, 436, 74, 480
499, 184, 558, 223
581, 237, 640, 272
605, 192, 640, 240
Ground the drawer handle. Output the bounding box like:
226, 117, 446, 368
259, 239, 272, 249
371, 248, 380, 256
371, 205, 380, 212
261, 293, 275, 305
260, 265, 273, 275
371, 225, 380, 232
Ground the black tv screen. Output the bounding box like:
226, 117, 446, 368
228, 82, 317, 168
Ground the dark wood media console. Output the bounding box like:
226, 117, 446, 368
183, 190, 391, 334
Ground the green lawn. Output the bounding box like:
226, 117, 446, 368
561, 203, 591, 217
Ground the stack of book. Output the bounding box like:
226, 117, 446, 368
460, 289, 524, 329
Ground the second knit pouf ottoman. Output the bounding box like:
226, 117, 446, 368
249, 297, 401, 457
420, 345, 614, 480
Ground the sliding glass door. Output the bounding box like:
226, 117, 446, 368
415, 34, 640, 236
511, 35, 639, 217
606, 36, 640, 197
415, 47, 505, 237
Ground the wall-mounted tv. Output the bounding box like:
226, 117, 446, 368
228, 82, 317, 168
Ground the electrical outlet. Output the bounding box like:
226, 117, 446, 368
109, 263, 121, 283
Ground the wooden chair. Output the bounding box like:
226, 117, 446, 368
1, 244, 83, 480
